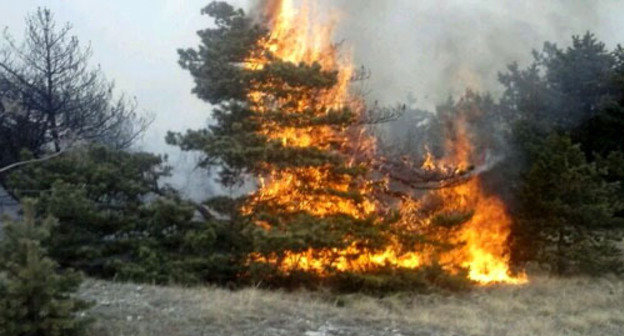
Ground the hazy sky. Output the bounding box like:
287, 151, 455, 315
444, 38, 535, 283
333, 0, 624, 106
2, 0, 624, 198
1, 0, 249, 198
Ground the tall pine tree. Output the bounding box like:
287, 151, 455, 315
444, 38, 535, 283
167, 2, 464, 290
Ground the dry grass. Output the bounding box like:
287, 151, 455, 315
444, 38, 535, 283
80, 275, 624, 336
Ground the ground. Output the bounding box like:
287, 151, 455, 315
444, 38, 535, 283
80, 275, 624, 336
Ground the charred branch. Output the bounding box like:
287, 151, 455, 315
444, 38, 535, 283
371, 155, 476, 190
359, 102, 406, 125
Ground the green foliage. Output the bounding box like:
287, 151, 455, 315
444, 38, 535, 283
6, 145, 249, 285
177, 1, 266, 104
498, 33, 624, 275
596, 151, 624, 217
8, 146, 169, 272
0, 199, 91, 336
170, 9, 352, 187
499, 32, 618, 130
171, 0, 417, 291
511, 132, 623, 274
112, 197, 253, 285
168, 1, 464, 292
170, 1, 360, 186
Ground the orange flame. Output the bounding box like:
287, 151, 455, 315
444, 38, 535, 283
244, 0, 526, 285
434, 119, 526, 284
243, 0, 373, 216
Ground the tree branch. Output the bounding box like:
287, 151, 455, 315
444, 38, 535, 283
0, 149, 65, 175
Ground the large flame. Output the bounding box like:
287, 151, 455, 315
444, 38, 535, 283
433, 119, 527, 284
244, 0, 526, 285
243, 0, 374, 220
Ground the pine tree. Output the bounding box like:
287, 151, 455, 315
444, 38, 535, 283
499, 32, 617, 130
0, 199, 91, 336
512, 133, 623, 274
6, 145, 250, 285
499, 33, 624, 273
0, 8, 148, 171
167, 2, 435, 284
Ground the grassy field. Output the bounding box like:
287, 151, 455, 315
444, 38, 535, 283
80, 275, 624, 336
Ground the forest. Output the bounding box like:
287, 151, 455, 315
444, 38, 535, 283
0, 1, 623, 335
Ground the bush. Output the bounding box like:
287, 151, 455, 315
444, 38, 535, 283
110, 198, 252, 285
7, 146, 251, 285
511, 132, 624, 275
0, 199, 91, 336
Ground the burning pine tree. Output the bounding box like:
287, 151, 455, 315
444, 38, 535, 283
170, 0, 525, 288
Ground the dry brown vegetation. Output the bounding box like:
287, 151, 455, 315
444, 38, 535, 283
80, 275, 624, 336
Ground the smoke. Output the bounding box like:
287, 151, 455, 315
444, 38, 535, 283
174, 0, 624, 200
310, 0, 624, 180
147, 0, 624, 201
332, 0, 622, 108
250, 0, 281, 22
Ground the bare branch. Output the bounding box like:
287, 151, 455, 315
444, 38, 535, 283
359, 102, 405, 125
0, 7, 149, 169
0, 149, 65, 174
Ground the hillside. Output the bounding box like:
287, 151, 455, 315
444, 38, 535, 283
81, 275, 624, 336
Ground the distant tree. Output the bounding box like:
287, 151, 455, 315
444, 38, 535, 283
511, 132, 623, 275
0, 8, 149, 178
572, 45, 624, 212
0, 199, 91, 336
499, 32, 617, 130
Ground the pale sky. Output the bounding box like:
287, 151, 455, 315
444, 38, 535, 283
1, 0, 249, 197
2, 0, 624, 198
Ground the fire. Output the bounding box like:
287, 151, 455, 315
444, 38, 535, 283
420, 118, 526, 284
243, 0, 374, 217
244, 0, 526, 285
437, 180, 527, 283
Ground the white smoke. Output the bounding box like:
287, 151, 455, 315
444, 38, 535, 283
332, 0, 624, 108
